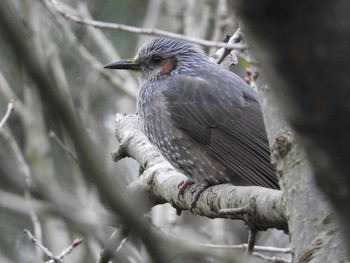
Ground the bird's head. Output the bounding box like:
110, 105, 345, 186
104, 37, 208, 84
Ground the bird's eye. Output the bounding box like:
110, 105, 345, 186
151, 55, 162, 64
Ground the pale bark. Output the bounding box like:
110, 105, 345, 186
115, 114, 287, 231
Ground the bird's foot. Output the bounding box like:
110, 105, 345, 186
177, 181, 210, 211
189, 182, 210, 210
177, 179, 194, 199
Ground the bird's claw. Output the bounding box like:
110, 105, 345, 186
177, 179, 194, 199
177, 180, 211, 212
189, 183, 210, 211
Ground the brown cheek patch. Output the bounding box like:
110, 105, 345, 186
160, 58, 177, 75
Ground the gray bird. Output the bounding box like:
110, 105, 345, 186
104, 37, 279, 207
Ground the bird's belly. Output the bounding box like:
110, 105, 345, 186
141, 117, 247, 186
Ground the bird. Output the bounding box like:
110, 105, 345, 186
104, 37, 279, 208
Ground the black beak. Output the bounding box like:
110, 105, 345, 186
103, 59, 140, 70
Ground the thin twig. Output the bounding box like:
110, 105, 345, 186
211, 28, 243, 65
46, 0, 247, 50
46, 239, 84, 263
98, 227, 130, 263
246, 197, 258, 254
0, 99, 14, 128
111, 144, 129, 162
24, 228, 83, 263
198, 243, 291, 254
23, 229, 58, 262
24, 167, 43, 261
155, 220, 291, 255
253, 252, 291, 263
49, 130, 81, 165
218, 203, 250, 216
0, 71, 30, 121
247, 228, 257, 254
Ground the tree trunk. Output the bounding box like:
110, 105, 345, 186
229, 0, 350, 261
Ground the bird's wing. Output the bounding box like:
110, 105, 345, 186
162, 75, 279, 189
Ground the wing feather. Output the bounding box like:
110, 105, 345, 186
162, 75, 278, 189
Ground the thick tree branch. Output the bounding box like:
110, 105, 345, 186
115, 114, 287, 232
255, 76, 345, 262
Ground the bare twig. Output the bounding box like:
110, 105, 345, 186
46, 0, 246, 50
0, 71, 30, 121
98, 227, 130, 263
222, 197, 261, 255
24, 228, 83, 263
219, 204, 249, 216
157, 219, 290, 254
49, 130, 81, 165
46, 239, 84, 263
198, 243, 291, 254
111, 144, 129, 162
0, 99, 14, 128
211, 28, 243, 65
247, 229, 257, 254
253, 252, 291, 263
23, 229, 58, 262
24, 157, 43, 261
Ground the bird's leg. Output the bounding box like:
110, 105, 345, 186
177, 179, 194, 199
189, 182, 210, 210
